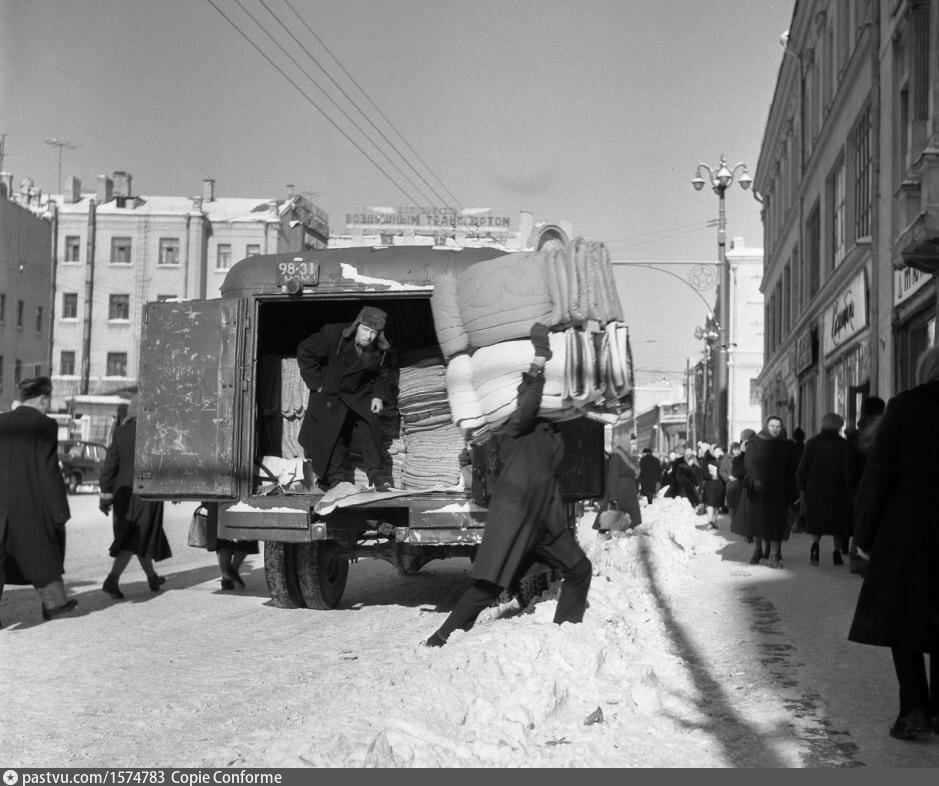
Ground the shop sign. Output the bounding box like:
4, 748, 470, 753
823, 271, 868, 355
346, 206, 512, 233
795, 328, 814, 373
894, 266, 932, 306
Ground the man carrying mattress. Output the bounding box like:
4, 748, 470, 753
297, 306, 394, 492
424, 323, 592, 647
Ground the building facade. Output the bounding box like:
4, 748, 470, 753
0, 183, 53, 410
757, 0, 938, 433
30, 172, 329, 409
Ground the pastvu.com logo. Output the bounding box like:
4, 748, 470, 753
3, 770, 19, 785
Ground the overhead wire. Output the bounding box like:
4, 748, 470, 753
273, 0, 463, 210
203, 0, 423, 206
226, 0, 441, 208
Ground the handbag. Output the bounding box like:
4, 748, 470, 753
188, 505, 208, 548
593, 499, 629, 533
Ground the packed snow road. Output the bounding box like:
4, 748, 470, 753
2, 492, 938, 768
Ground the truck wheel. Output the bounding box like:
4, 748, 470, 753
67, 473, 81, 494
295, 540, 349, 610
264, 542, 305, 609
515, 572, 550, 609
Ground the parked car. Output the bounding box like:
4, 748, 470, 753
58, 439, 108, 493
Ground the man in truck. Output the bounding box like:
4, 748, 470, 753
297, 306, 394, 491
424, 323, 593, 647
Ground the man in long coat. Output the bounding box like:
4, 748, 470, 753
425, 324, 592, 647
297, 306, 394, 490
796, 413, 852, 566
0, 377, 76, 623
744, 415, 796, 567
638, 448, 662, 504
848, 346, 939, 740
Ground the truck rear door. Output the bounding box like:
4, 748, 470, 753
135, 298, 245, 498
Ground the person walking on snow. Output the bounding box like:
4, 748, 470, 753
745, 415, 796, 568
424, 323, 592, 647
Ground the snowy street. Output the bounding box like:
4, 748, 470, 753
2, 491, 939, 768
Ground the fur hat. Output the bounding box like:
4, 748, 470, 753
356, 306, 387, 332
821, 412, 845, 431
739, 428, 756, 442
16, 376, 52, 401
792, 427, 805, 441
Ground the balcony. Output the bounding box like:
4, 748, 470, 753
893, 147, 939, 273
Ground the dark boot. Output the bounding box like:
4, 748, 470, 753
833, 550, 844, 566
102, 574, 124, 600
810, 542, 820, 566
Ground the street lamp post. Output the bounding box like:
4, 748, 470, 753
691, 154, 752, 449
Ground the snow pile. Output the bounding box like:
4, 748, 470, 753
237, 497, 741, 768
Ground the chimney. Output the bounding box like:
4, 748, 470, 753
64, 175, 82, 204
97, 174, 113, 203
202, 178, 215, 202
0, 172, 12, 199
112, 170, 132, 198
191, 196, 203, 211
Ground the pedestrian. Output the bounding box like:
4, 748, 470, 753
848, 345, 939, 740
598, 434, 641, 531
98, 396, 171, 599
424, 324, 592, 647
789, 427, 807, 533
745, 415, 796, 568
728, 430, 755, 546
297, 306, 395, 491
204, 505, 257, 591
0, 377, 77, 623
665, 451, 700, 508
796, 413, 852, 567
700, 446, 725, 530
638, 447, 662, 504
844, 396, 886, 575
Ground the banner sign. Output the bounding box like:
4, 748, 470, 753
823, 270, 868, 355
345, 206, 511, 233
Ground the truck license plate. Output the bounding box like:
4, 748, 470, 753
276, 260, 319, 287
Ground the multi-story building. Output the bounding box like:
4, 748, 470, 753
755, 0, 881, 434
756, 0, 938, 432
39, 172, 328, 409
0, 179, 53, 410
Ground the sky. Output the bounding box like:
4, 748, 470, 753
0, 0, 794, 388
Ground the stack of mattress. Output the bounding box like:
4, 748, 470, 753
431, 238, 633, 434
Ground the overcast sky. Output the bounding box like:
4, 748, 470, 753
0, 0, 794, 387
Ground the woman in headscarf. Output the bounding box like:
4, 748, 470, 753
598, 434, 642, 531
848, 345, 939, 740
744, 414, 797, 568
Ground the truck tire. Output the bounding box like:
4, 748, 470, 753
295, 540, 349, 610
264, 542, 305, 609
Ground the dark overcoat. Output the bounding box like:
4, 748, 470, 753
638, 453, 662, 498
728, 451, 753, 537
744, 426, 796, 542
848, 381, 939, 651
471, 370, 570, 588
296, 321, 393, 478
100, 418, 171, 561
601, 449, 641, 528
795, 429, 852, 538
0, 405, 71, 585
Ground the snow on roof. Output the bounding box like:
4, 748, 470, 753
339, 261, 432, 291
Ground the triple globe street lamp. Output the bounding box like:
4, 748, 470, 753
691, 154, 752, 449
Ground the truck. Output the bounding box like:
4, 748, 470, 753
134, 245, 607, 610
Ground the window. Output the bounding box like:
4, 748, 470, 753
0, 356, 3, 394
806, 203, 821, 297
64, 235, 81, 262
62, 292, 78, 319
246, 244, 260, 257
830, 157, 846, 267
159, 237, 180, 265
783, 263, 791, 337
0, 292, 5, 322
216, 244, 232, 270
156, 294, 177, 303
110, 237, 132, 264
60, 350, 76, 376
35, 306, 43, 333
853, 108, 872, 239
106, 352, 127, 377
16, 300, 24, 329
14, 359, 22, 385
108, 294, 130, 321
750, 378, 760, 406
